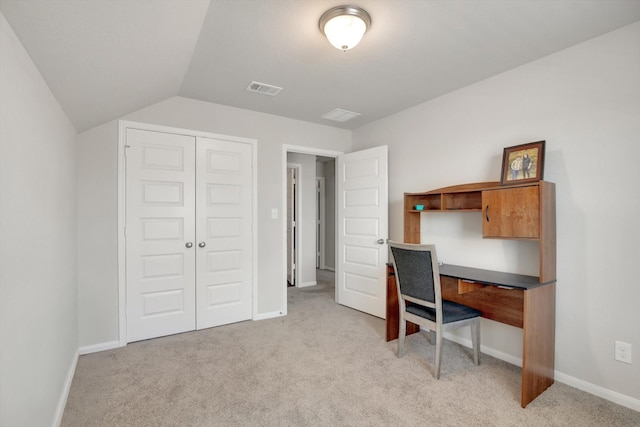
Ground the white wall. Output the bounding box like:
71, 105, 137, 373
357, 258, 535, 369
77, 121, 119, 348
353, 22, 640, 406
77, 97, 351, 347
288, 153, 317, 286
0, 11, 78, 426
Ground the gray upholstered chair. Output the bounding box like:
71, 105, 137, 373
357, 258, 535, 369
389, 241, 481, 379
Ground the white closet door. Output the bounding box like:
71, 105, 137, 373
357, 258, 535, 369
195, 137, 253, 329
125, 128, 196, 342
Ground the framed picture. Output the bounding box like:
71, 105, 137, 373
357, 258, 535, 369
500, 140, 545, 185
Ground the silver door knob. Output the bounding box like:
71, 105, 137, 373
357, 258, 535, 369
377, 239, 386, 244
185, 242, 193, 248
198, 242, 206, 248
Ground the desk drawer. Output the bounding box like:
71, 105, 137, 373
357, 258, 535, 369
440, 275, 524, 328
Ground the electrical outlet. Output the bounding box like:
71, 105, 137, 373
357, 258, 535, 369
615, 341, 632, 364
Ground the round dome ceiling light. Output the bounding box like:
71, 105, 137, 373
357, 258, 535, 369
319, 5, 371, 51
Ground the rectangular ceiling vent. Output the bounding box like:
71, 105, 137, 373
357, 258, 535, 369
322, 108, 361, 123
246, 81, 282, 96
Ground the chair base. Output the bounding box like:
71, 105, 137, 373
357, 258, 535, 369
397, 314, 480, 379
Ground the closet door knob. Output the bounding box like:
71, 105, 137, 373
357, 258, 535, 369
185, 242, 193, 248
198, 242, 206, 248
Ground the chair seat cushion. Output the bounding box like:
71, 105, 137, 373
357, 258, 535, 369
406, 300, 481, 324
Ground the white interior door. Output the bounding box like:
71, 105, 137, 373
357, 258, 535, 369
125, 128, 196, 342
195, 137, 253, 329
337, 146, 388, 318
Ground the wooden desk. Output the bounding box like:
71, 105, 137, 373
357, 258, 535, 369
386, 264, 556, 408
395, 180, 556, 407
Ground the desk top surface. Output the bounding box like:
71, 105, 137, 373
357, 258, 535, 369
438, 264, 554, 290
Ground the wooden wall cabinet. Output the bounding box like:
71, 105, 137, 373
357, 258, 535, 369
482, 186, 540, 239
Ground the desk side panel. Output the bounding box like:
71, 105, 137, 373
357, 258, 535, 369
386, 265, 420, 341
521, 282, 556, 407
404, 210, 421, 244
539, 181, 556, 283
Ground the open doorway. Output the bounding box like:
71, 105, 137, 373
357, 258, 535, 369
286, 153, 336, 288
282, 146, 342, 315
283, 145, 389, 319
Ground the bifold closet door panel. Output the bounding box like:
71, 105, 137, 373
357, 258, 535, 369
195, 137, 253, 330
125, 128, 197, 343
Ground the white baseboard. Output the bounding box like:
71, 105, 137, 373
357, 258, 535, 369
442, 332, 640, 412
320, 266, 335, 272
53, 348, 79, 427
79, 340, 121, 355
253, 310, 286, 321
555, 371, 640, 412
298, 280, 317, 288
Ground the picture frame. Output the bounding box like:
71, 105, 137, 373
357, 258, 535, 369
500, 140, 545, 185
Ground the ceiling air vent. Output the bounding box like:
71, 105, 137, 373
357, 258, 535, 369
322, 108, 361, 123
246, 81, 282, 96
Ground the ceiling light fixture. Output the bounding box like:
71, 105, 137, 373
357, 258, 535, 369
319, 5, 371, 51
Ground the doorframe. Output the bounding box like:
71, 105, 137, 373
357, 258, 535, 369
281, 145, 342, 315
117, 120, 258, 347
287, 163, 301, 287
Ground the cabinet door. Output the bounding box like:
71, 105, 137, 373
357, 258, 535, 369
482, 186, 540, 238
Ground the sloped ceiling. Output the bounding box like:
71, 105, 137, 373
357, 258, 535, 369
2, 0, 640, 133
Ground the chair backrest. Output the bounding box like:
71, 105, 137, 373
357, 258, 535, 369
389, 242, 442, 309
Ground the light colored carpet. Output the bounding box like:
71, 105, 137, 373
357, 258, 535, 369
62, 270, 640, 426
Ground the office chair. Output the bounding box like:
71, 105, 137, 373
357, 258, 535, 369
388, 241, 481, 379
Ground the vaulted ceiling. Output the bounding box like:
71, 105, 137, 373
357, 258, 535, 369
2, 0, 640, 133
